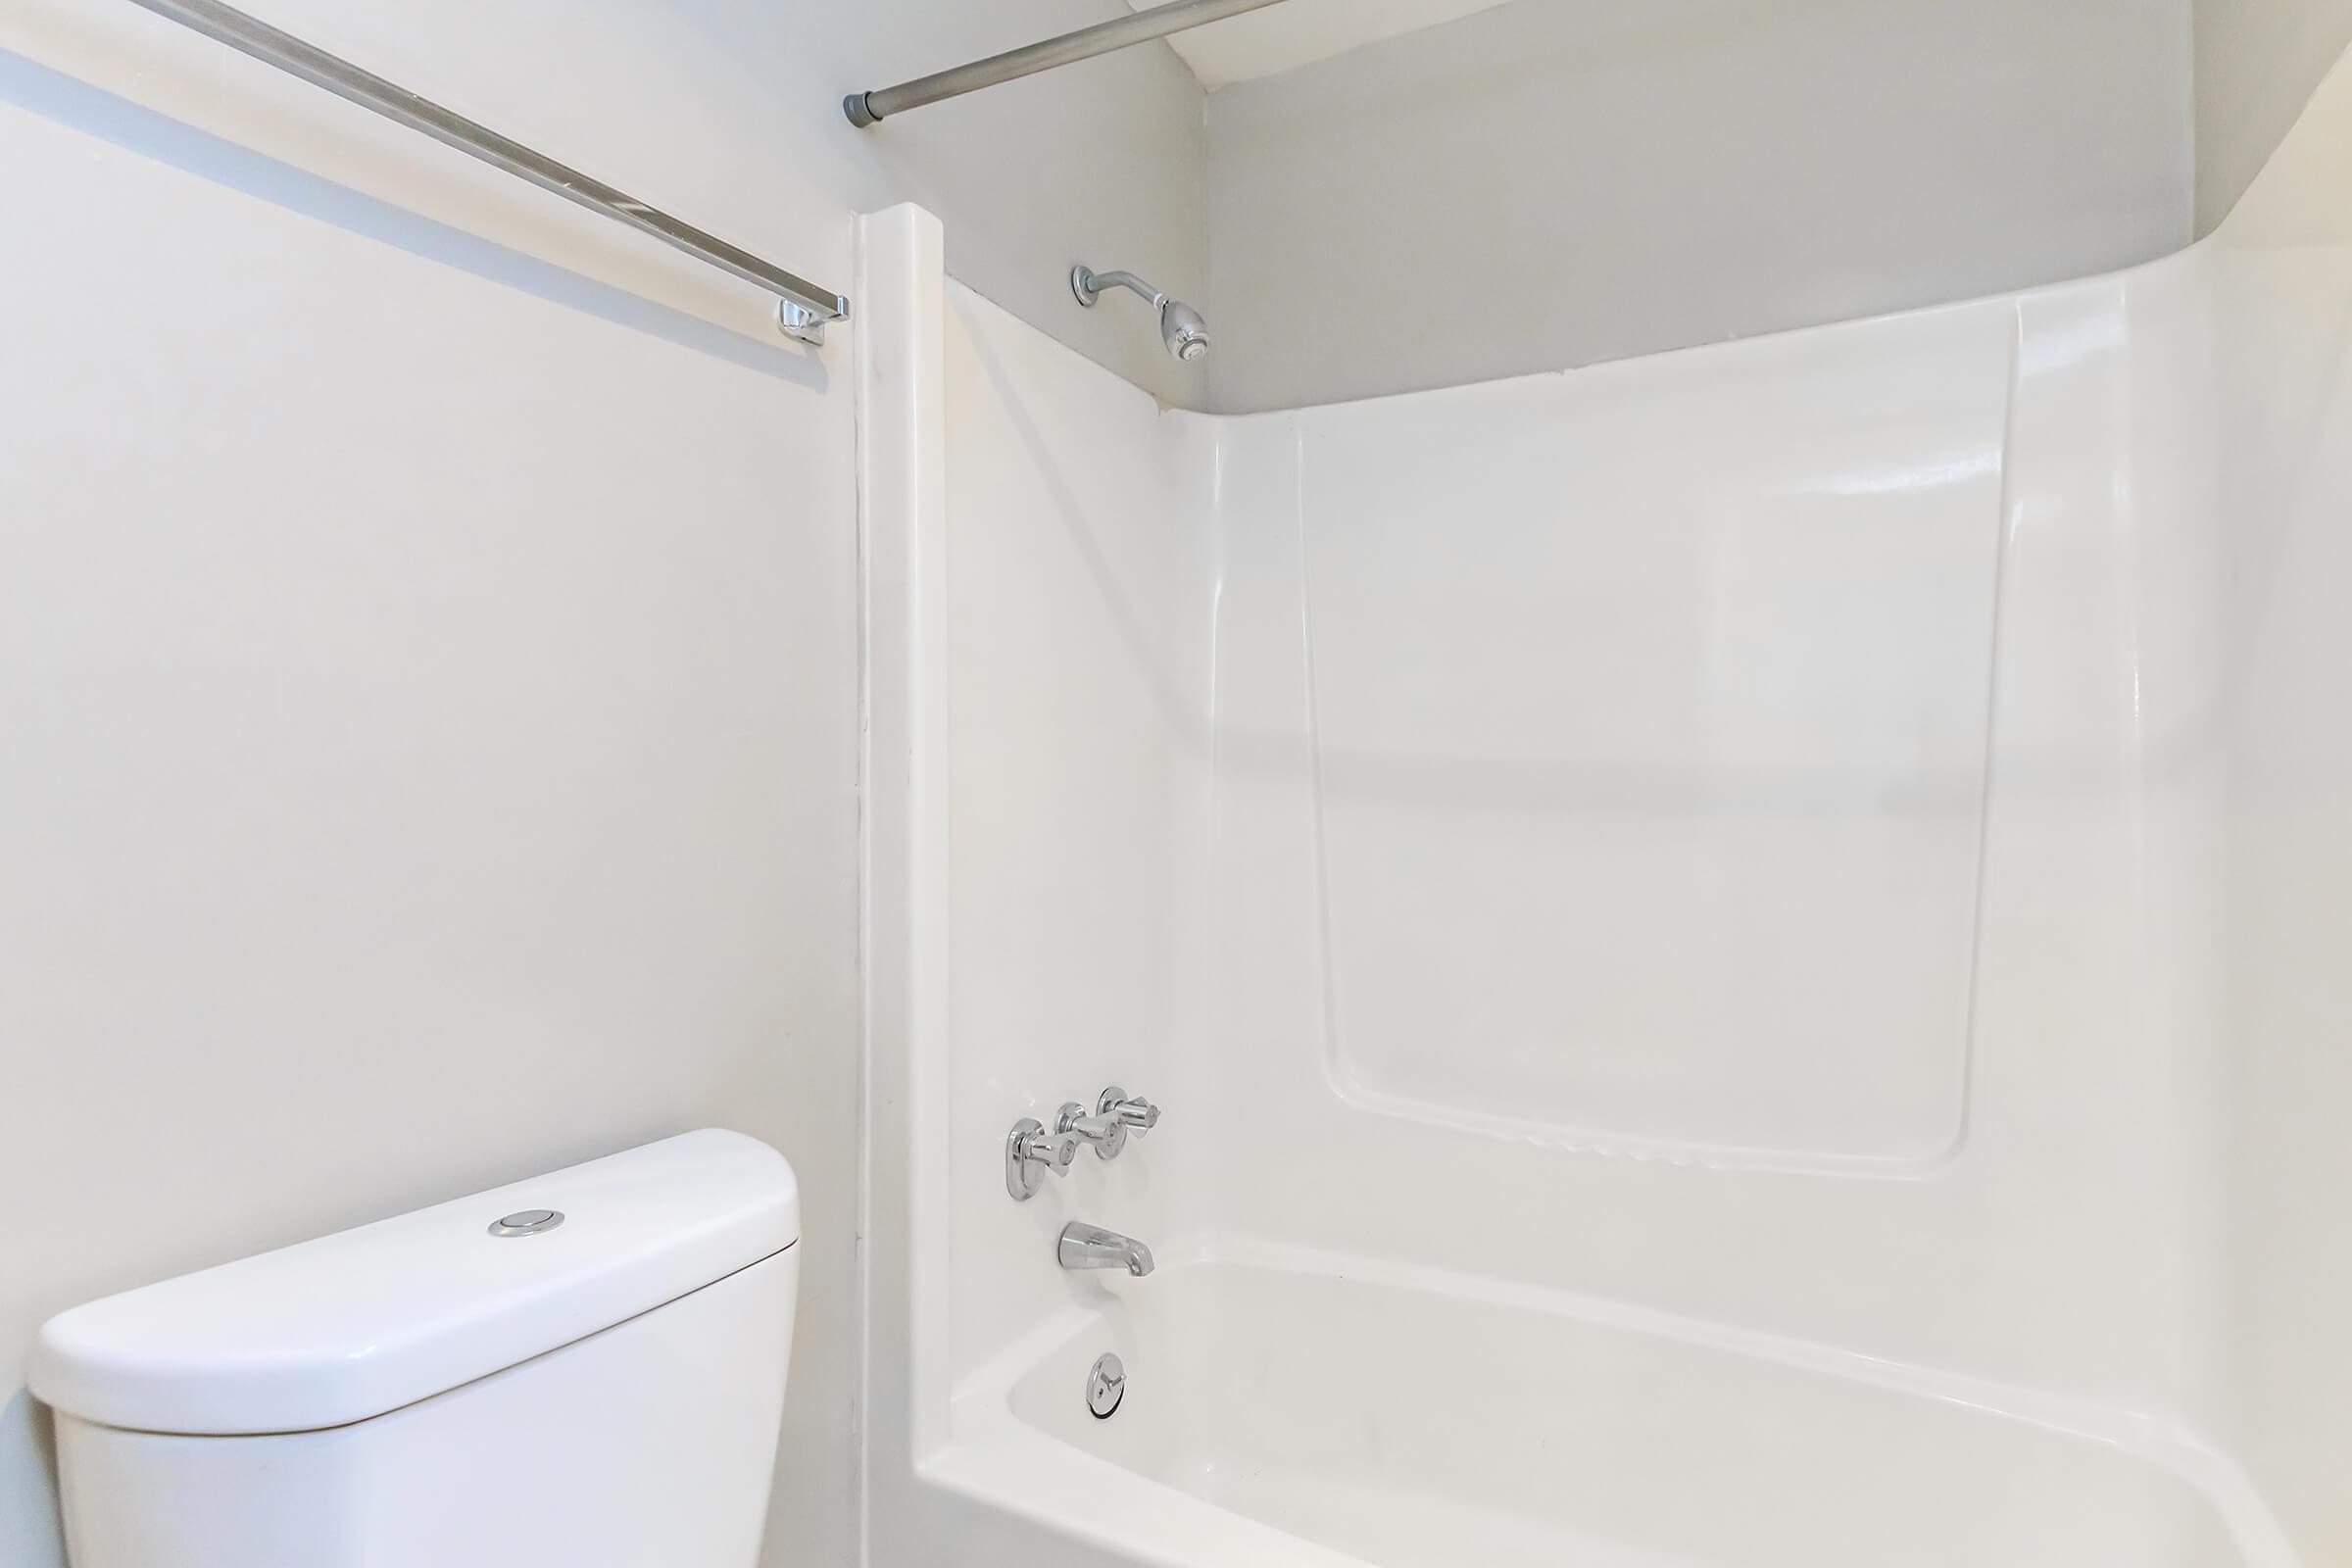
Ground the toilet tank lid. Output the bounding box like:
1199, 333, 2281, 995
28, 1129, 798, 1437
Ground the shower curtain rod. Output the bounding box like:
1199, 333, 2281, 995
120, 0, 851, 343
844, 0, 1292, 126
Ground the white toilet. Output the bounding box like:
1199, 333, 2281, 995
28, 1129, 799, 1567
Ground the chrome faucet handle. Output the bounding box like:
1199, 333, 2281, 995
1055, 1102, 1129, 1159
1005, 1118, 1079, 1201
1099, 1086, 1160, 1136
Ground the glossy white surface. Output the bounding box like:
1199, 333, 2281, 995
1288, 311, 2006, 1165
979, 1255, 2245, 1568
860, 37, 2352, 1568
30, 1130, 796, 1436
55, 1250, 796, 1568
938, 265, 1211, 1391
2206, 45, 2352, 1560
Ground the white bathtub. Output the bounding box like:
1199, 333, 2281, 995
931, 1249, 2261, 1568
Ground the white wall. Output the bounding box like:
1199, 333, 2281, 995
2193, 0, 2352, 232
1141, 0, 1518, 88
1204, 0, 2195, 413
0, 4, 1207, 1565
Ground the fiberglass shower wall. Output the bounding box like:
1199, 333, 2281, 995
2203, 59, 2352, 1558
911, 252, 2213, 1413
866, 51, 2352, 1559
1192, 283, 2217, 1416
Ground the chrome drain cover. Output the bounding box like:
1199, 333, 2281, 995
1086, 1352, 1126, 1419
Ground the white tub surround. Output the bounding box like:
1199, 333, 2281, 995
859, 39, 2352, 1568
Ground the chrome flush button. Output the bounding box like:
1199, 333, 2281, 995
488, 1209, 564, 1237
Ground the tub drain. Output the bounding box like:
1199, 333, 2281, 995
1086, 1352, 1126, 1419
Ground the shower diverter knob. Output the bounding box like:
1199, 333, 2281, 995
1099, 1087, 1160, 1135
1006, 1118, 1079, 1201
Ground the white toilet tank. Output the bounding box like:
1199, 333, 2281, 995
29, 1129, 799, 1568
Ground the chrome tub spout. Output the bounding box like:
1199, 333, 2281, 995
1057, 1222, 1154, 1277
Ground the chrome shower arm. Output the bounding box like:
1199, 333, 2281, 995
1072, 267, 1164, 309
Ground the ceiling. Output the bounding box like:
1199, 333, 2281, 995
1129, 0, 1519, 88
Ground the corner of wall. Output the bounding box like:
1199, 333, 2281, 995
2192, 0, 2352, 235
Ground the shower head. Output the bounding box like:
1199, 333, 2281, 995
1072, 265, 1211, 364
1159, 298, 1211, 363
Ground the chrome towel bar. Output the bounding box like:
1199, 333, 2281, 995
122, 0, 850, 343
